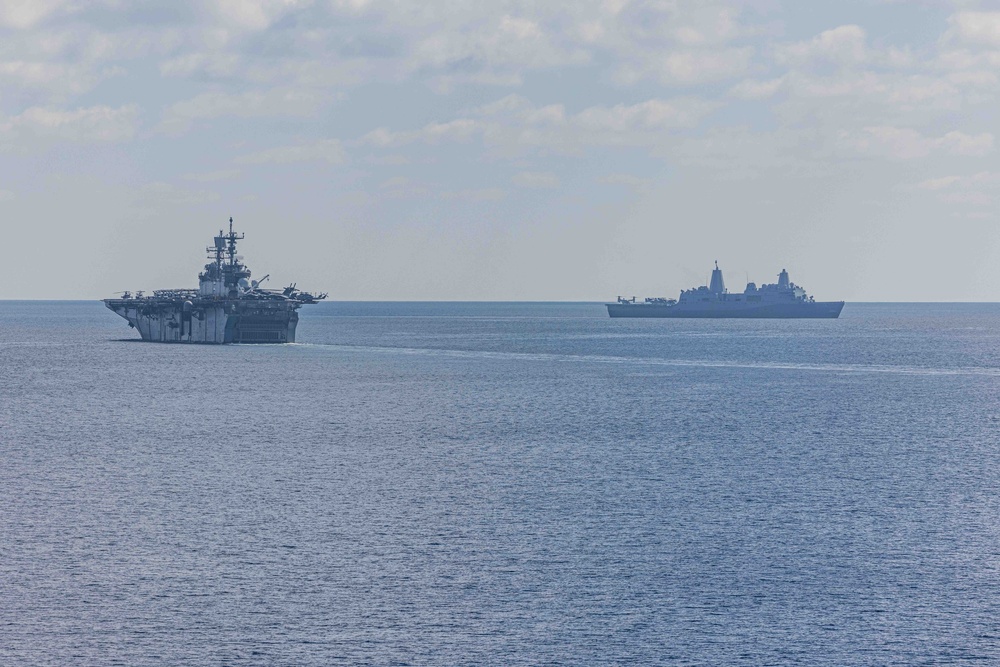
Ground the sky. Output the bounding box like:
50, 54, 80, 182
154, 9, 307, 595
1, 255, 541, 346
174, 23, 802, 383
1, 0, 999, 301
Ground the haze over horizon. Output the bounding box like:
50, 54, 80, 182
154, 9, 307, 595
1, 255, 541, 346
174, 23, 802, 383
0, 1, 998, 301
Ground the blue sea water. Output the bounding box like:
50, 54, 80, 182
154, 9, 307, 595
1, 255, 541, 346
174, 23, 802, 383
2, 301, 1000, 665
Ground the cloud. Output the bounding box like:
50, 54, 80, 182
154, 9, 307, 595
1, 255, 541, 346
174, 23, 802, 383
197, 0, 315, 31
377, 176, 429, 199
182, 168, 241, 182
160, 50, 369, 89
938, 130, 995, 156
947, 12, 1000, 47
0, 1, 758, 122
849, 126, 921, 160
885, 77, 959, 108
670, 6, 741, 46
915, 175, 962, 191
618, 47, 752, 85
360, 94, 716, 155
512, 171, 559, 188
0, 189, 14, 201
598, 173, 650, 188
776, 25, 867, 66
671, 126, 830, 179
439, 187, 504, 201
158, 88, 328, 134
573, 99, 711, 131
913, 171, 1000, 209
410, 11, 590, 80
365, 153, 409, 165
916, 171, 1000, 190
236, 138, 346, 164
131, 181, 221, 210
0, 26, 141, 102
0, 104, 139, 144
730, 77, 784, 100
0, 0, 65, 30
159, 52, 244, 79
846, 126, 994, 159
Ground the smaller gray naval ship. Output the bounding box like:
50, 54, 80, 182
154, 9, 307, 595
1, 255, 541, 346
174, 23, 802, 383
607, 262, 844, 318
104, 219, 326, 343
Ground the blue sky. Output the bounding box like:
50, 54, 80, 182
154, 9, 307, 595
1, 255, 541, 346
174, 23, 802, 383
1, 0, 998, 300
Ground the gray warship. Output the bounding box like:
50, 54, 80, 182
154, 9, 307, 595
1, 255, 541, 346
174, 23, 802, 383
607, 262, 844, 318
104, 219, 326, 343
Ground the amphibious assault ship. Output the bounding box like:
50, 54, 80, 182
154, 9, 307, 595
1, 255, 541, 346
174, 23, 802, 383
104, 219, 326, 343
607, 262, 844, 318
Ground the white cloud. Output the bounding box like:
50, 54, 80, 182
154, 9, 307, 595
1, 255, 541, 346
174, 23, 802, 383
330, 0, 373, 13
671, 126, 828, 179
182, 168, 241, 182
0, 104, 139, 144
847, 126, 994, 159
410, 11, 590, 78
158, 88, 327, 134
914, 171, 1000, 209
378, 176, 429, 199
916, 175, 962, 190
914, 171, 1000, 191
849, 126, 928, 159
361, 118, 480, 147
0, 0, 65, 30
0, 60, 105, 98
886, 77, 959, 108
499, 15, 543, 41
159, 52, 243, 79
439, 187, 504, 201
670, 7, 740, 46
206, 0, 312, 31
947, 70, 999, 88
365, 153, 409, 165
0, 27, 139, 101
573, 99, 711, 132
359, 94, 716, 154
939, 190, 993, 206
658, 47, 753, 85
420, 119, 480, 143
947, 12, 1000, 47
0, 189, 14, 201
236, 138, 346, 164
598, 173, 650, 188
133, 181, 221, 208
939, 130, 995, 156
776, 25, 867, 66
360, 127, 395, 147
730, 77, 784, 100
512, 171, 559, 188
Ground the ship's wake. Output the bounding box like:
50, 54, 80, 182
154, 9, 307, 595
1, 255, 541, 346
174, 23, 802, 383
293, 343, 1000, 377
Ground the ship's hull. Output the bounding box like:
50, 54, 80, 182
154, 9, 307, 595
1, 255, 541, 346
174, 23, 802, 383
606, 301, 845, 318
104, 298, 301, 343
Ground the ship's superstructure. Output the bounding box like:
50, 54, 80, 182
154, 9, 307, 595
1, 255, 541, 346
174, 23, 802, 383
104, 219, 326, 343
607, 262, 844, 318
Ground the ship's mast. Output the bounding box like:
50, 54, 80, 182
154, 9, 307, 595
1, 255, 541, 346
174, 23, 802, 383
225, 216, 244, 267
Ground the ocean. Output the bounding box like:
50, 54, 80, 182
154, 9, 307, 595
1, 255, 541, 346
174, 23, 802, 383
3, 301, 1000, 665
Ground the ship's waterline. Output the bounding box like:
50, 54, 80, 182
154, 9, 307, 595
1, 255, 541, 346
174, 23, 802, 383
103, 218, 326, 343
